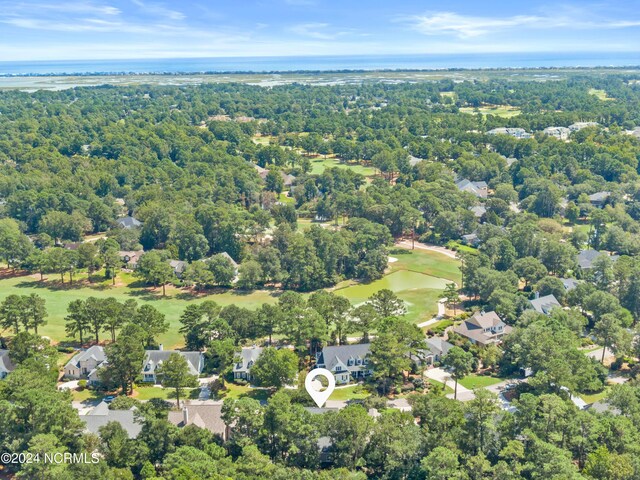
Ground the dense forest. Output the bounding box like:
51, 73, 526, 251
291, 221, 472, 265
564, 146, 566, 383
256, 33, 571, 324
3, 72, 640, 479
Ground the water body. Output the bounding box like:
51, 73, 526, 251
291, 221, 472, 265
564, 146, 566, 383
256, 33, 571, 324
1, 52, 640, 76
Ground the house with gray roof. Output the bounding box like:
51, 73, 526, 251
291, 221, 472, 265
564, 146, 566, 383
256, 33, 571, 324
452, 311, 512, 347
315, 343, 372, 385
576, 249, 619, 270
169, 259, 188, 277
413, 337, 454, 367
80, 402, 143, 439
461, 232, 481, 246
0, 350, 15, 379
142, 349, 204, 384
543, 126, 571, 140
233, 346, 263, 381
116, 216, 142, 229
486, 127, 532, 139
569, 122, 598, 132
529, 294, 561, 315
469, 205, 486, 219
168, 402, 230, 440
560, 278, 580, 292
119, 250, 144, 269
456, 179, 488, 198
64, 345, 107, 385
409, 155, 426, 167
588, 191, 611, 208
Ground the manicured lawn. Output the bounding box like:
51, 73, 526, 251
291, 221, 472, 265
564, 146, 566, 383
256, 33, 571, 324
0, 246, 459, 343
458, 374, 504, 390
580, 387, 610, 404
0, 272, 280, 348
70, 388, 105, 402
309, 156, 377, 176
460, 105, 521, 118
426, 378, 454, 394
134, 385, 173, 400
219, 383, 270, 402
329, 384, 371, 401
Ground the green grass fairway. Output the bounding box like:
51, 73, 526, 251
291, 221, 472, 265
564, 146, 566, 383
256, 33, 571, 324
588, 88, 614, 101
458, 374, 504, 390
460, 105, 521, 118
309, 156, 377, 176
0, 247, 459, 344
0, 273, 279, 348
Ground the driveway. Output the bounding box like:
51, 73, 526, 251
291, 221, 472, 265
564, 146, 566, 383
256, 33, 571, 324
424, 367, 475, 401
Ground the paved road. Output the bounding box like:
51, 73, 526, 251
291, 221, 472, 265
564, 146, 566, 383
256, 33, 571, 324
395, 239, 459, 259
417, 298, 446, 328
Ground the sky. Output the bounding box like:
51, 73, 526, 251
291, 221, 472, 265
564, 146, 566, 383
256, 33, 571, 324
1, 0, 640, 61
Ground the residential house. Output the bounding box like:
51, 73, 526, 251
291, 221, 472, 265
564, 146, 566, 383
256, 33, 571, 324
169, 259, 188, 277
569, 122, 598, 132
413, 337, 454, 367
116, 216, 142, 229
576, 249, 620, 270
168, 402, 230, 441
0, 350, 15, 379
281, 172, 296, 187
141, 348, 204, 384
219, 252, 239, 279
233, 346, 263, 381
529, 293, 561, 315
80, 402, 142, 438
560, 278, 580, 292
543, 126, 571, 140
461, 232, 481, 247
63, 242, 82, 251
588, 191, 611, 208
63, 346, 107, 385
252, 164, 269, 180
119, 250, 144, 269
452, 311, 512, 347
486, 127, 532, 139
469, 205, 486, 219
456, 179, 488, 198
315, 343, 372, 385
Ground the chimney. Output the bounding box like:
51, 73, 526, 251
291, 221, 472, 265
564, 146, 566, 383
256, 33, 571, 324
183, 407, 189, 426
159, 344, 163, 351
535, 292, 540, 299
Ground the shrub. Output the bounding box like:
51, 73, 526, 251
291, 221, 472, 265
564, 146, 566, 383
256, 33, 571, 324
78, 380, 87, 390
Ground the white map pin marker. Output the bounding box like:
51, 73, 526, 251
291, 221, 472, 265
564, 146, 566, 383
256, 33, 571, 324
305, 368, 336, 408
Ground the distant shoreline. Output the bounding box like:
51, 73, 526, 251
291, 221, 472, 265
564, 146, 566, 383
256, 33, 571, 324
2, 65, 640, 78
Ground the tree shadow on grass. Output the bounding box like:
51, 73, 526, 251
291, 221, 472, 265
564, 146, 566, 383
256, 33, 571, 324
13, 279, 112, 292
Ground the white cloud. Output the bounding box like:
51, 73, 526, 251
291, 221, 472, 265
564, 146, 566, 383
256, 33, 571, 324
289, 23, 350, 40
403, 11, 640, 38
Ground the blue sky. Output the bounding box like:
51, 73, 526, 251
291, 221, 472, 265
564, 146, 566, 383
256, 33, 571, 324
1, 0, 639, 60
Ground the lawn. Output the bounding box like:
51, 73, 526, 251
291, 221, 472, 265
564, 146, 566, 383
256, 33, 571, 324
70, 388, 105, 402
0, 246, 459, 343
218, 383, 270, 402
580, 387, 610, 404
458, 374, 504, 390
588, 88, 614, 101
0, 272, 280, 348
460, 105, 521, 118
329, 384, 371, 401
309, 156, 377, 176
426, 378, 454, 394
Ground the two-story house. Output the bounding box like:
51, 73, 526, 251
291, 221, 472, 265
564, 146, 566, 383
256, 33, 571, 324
141, 348, 204, 384
63, 345, 107, 385
452, 311, 512, 347
233, 346, 263, 382
315, 343, 372, 385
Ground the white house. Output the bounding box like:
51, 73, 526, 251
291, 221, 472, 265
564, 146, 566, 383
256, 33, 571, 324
315, 344, 372, 385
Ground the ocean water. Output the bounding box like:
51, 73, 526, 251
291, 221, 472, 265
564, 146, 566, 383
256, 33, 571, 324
1, 52, 640, 76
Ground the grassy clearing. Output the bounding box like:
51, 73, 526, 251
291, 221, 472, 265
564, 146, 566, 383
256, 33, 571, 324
0, 273, 280, 348
134, 386, 172, 400
0, 246, 459, 343
218, 383, 270, 402
460, 105, 522, 118
329, 384, 371, 401
588, 88, 614, 101
309, 156, 377, 176
458, 374, 504, 390
580, 387, 610, 404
